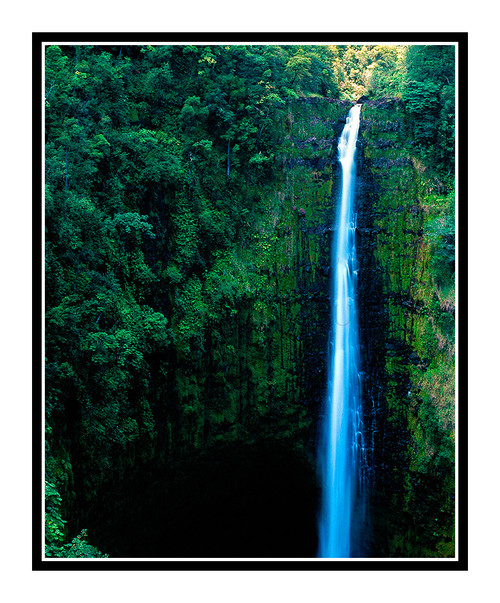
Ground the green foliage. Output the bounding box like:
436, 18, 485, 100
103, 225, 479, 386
402, 81, 441, 151
402, 45, 455, 175
327, 45, 407, 100
403, 81, 440, 115
45, 481, 107, 558
366, 45, 407, 97
174, 276, 207, 355
63, 530, 109, 558
171, 207, 199, 268
405, 45, 454, 86
45, 481, 67, 556
285, 49, 313, 89
424, 194, 455, 290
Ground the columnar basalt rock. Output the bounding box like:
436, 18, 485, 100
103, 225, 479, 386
356, 99, 455, 557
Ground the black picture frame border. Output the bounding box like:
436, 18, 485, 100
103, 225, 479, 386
33, 31, 467, 571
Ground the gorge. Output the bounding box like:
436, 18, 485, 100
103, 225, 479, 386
43, 43, 457, 561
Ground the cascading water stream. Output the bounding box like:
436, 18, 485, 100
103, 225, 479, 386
318, 104, 366, 558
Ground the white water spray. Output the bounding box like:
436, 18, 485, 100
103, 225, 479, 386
318, 104, 365, 558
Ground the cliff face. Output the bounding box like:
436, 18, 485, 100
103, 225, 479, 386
165, 98, 352, 459
357, 98, 455, 557
76, 97, 454, 559
255, 96, 456, 558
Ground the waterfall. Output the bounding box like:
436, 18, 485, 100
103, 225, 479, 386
318, 104, 366, 558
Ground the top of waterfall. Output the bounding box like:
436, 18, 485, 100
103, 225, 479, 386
338, 105, 361, 162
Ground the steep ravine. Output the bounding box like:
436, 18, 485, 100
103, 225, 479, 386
79, 97, 454, 558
